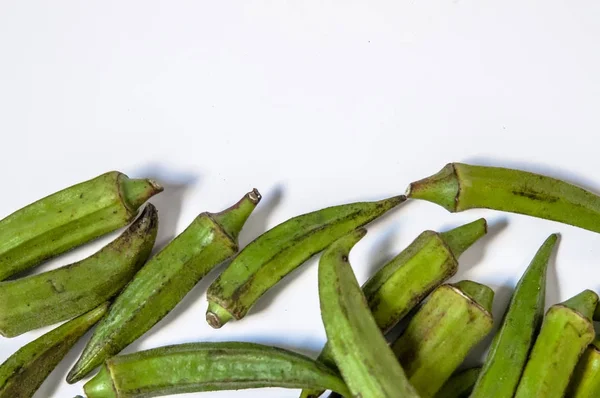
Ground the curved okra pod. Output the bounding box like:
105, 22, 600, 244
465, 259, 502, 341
300, 218, 487, 398
67, 189, 261, 383
435, 367, 481, 398
82, 342, 351, 398
568, 337, 600, 397
0, 303, 108, 398
391, 281, 494, 397
407, 163, 600, 233
318, 229, 419, 398
206, 195, 405, 328
0, 204, 158, 337
0, 171, 162, 280
515, 289, 598, 398
471, 234, 558, 398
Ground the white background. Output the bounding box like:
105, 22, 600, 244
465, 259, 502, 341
1, 1, 600, 397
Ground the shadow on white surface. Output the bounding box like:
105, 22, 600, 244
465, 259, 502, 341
365, 222, 402, 278
238, 184, 285, 248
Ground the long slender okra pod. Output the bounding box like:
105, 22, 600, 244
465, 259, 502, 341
82, 342, 351, 398
301, 218, 487, 398
568, 337, 600, 397
435, 367, 481, 398
471, 234, 558, 398
0, 204, 158, 337
206, 195, 405, 329
407, 163, 600, 233
0, 303, 108, 398
391, 281, 494, 397
67, 189, 261, 383
515, 290, 598, 398
318, 229, 419, 398
0, 171, 162, 280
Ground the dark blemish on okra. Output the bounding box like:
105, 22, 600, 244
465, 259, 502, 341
512, 190, 559, 203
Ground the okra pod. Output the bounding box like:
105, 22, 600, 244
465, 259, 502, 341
318, 229, 419, 398
67, 189, 261, 383
206, 195, 405, 328
301, 218, 486, 398
0, 171, 162, 280
568, 337, 600, 398
435, 367, 481, 398
471, 234, 557, 398
0, 303, 108, 398
391, 281, 494, 397
82, 342, 351, 398
408, 163, 600, 233
515, 289, 598, 398
0, 204, 158, 337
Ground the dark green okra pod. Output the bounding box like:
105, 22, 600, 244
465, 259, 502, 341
0, 303, 108, 398
318, 229, 419, 398
435, 367, 481, 398
82, 342, 351, 398
206, 195, 405, 328
515, 290, 598, 398
391, 281, 494, 397
408, 163, 600, 233
0, 204, 158, 337
568, 337, 600, 397
471, 234, 558, 398
0, 171, 162, 280
67, 189, 261, 383
301, 218, 487, 398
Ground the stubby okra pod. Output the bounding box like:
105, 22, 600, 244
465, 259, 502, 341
206, 194, 405, 328
515, 289, 598, 398
301, 218, 487, 398
391, 281, 494, 397
0, 171, 162, 280
435, 367, 481, 398
318, 229, 419, 398
471, 234, 558, 398
0, 204, 158, 337
568, 337, 600, 398
0, 303, 108, 398
68, 189, 261, 383
408, 163, 600, 233
82, 342, 351, 398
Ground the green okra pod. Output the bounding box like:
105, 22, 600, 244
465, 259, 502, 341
567, 337, 600, 398
391, 281, 494, 397
471, 234, 558, 398
318, 229, 419, 398
67, 189, 261, 383
82, 342, 351, 398
0, 204, 158, 337
515, 289, 598, 398
0, 171, 162, 280
407, 163, 600, 233
301, 218, 487, 398
435, 367, 481, 398
206, 195, 405, 329
0, 303, 108, 398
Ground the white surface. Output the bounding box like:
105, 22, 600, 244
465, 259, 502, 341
1, 1, 600, 397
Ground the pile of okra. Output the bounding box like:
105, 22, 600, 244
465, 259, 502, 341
1, 163, 600, 398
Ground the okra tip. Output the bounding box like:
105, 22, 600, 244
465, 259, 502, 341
440, 218, 487, 259
561, 289, 599, 321
206, 301, 235, 329
406, 163, 459, 212
121, 175, 164, 211
210, 188, 262, 242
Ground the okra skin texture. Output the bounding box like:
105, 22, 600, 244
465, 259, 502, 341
515, 290, 598, 398
300, 218, 486, 398
435, 367, 481, 398
318, 229, 419, 398
0, 171, 162, 280
391, 282, 494, 398
408, 163, 600, 233
471, 234, 558, 398
0, 204, 158, 337
0, 303, 108, 398
206, 195, 405, 329
568, 338, 600, 398
82, 342, 351, 398
67, 189, 261, 384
